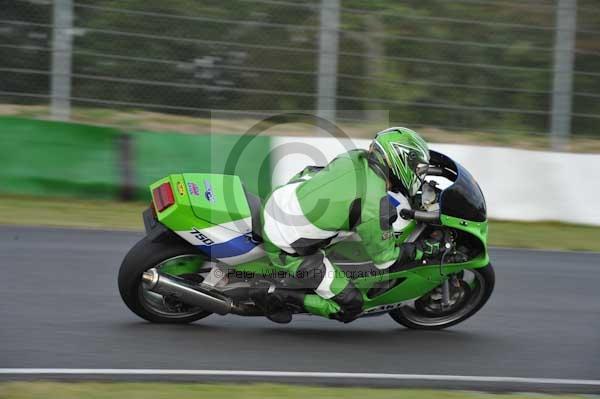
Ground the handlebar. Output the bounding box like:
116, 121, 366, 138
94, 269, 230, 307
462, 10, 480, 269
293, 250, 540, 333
426, 165, 457, 180
400, 208, 441, 224
427, 166, 444, 176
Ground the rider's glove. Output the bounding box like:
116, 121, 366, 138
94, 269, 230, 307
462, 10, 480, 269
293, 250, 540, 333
398, 232, 444, 263
415, 237, 443, 260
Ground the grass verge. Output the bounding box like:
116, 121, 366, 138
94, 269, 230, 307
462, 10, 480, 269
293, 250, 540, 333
0, 195, 146, 231
490, 220, 600, 252
3, 105, 600, 153
0, 382, 590, 399
0, 195, 599, 252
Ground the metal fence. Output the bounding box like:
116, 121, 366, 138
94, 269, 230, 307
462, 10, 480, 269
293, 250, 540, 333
1, 0, 599, 149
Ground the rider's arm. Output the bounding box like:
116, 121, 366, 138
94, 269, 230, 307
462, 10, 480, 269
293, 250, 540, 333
287, 165, 324, 184
355, 195, 401, 270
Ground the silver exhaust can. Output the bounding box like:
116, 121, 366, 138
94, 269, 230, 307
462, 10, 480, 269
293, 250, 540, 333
142, 268, 233, 315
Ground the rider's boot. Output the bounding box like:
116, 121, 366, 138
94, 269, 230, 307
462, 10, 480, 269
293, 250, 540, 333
249, 281, 305, 324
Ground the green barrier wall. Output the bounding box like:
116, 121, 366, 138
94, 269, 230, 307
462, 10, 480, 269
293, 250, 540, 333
133, 131, 272, 200
0, 117, 120, 199
0, 117, 272, 201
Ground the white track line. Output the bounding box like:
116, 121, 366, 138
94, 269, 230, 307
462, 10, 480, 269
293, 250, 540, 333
0, 369, 599, 386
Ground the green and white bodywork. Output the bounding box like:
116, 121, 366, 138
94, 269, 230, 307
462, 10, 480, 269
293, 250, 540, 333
147, 150, 490, 315
149, 173, 266, 265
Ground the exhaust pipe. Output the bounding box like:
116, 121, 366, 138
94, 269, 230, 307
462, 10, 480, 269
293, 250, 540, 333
142, 268, 233, 315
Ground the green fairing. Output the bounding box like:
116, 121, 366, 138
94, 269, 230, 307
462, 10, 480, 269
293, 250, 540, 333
150, 175, 212, 231
151, 173, 251, 231
160, 257, 206, 276
229, 261, 275, 275
356, 215, 489, 308
207, 216, 489, 313
185, 173, 251, 225
441, 215, 488, 248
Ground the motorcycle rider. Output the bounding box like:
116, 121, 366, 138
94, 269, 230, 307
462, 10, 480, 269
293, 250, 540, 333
253, 127, 443, 323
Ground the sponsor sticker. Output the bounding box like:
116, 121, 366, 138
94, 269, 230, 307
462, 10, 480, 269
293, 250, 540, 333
191, 227, 214, 245
204, 180, 216, 203
187, 182, 200, 196
177, 181, 185, 196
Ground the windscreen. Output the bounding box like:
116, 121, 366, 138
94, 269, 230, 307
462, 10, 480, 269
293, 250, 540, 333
429, 151, 487, 222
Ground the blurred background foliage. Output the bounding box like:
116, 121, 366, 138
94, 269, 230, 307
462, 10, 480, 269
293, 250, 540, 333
1, 0, 599, 139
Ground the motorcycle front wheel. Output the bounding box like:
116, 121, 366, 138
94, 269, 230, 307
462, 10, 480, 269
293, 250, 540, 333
389, 264, 495, 330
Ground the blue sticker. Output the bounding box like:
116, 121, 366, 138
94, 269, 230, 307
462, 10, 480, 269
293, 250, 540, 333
204, 180, 216, 203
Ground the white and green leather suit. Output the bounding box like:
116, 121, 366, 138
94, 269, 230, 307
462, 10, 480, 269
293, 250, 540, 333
262, 150, 409, 320
261, 127, 433, 321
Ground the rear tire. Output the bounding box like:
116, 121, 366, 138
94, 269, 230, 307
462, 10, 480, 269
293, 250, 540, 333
118, 236, 212, 323
389, 264, 495, 330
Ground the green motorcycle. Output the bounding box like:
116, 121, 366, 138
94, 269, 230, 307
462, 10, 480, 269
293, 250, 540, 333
118, 150, 494, 329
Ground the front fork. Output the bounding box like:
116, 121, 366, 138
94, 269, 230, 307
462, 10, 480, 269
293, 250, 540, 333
441, 278, 451, 307
402, 222, 456, 308
440, 239, 455, 307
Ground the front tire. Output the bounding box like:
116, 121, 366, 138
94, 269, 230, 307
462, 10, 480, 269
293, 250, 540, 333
389, 264, 495, 330
118, 236, 212, 323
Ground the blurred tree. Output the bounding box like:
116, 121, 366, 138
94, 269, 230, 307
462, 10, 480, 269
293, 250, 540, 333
1, 0, 599, 137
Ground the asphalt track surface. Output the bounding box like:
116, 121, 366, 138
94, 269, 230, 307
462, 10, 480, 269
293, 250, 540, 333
1, 225, 599, 392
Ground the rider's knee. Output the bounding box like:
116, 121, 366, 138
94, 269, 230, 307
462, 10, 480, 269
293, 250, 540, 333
292, 253, 326, 290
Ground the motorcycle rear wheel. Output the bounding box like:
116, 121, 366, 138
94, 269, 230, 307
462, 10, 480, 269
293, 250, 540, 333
118, 236, 213, 323
389, 264, 495, 330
